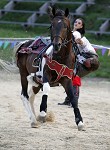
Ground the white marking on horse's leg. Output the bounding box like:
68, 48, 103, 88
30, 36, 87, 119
78, 121, 84, 131
28, 87, 36, 118
27, 74, 39, 87
43, 82, 50, 95
39, 82, 50, 117
39, 111, 47, 117
21, 94, 37, 124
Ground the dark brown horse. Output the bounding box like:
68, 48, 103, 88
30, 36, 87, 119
16, 7, 84, 130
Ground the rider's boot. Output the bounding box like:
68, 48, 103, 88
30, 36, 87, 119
58, 96, 71, 106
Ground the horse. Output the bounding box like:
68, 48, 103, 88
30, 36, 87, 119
15, 7, 84, 130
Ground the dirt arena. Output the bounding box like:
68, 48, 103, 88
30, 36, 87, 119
0, 71, 110, 150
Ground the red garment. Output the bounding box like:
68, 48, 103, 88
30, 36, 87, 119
72, 75, 81, 86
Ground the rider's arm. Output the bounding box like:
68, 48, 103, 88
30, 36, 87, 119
72, 31, 81, 40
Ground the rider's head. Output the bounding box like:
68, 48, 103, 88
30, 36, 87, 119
73, 18, 85, 36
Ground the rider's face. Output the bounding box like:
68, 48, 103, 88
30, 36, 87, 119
73, 19, 83, 30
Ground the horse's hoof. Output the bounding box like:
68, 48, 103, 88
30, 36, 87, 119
37, 111, 46, 123
37, 111, 55, 123
31, 122, 39, 128
77, 121, 84, 131
37, 115, 46, 123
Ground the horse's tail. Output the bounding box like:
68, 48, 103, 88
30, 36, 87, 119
0, 59, 19, 73
0, 40, 31, 73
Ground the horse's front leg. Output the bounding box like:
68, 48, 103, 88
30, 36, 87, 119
20, 73, 38, 127
38, 82, 50, 122
62, 79, 84, 131
38, 74, 50, 122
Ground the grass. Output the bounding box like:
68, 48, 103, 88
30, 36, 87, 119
0, 24, 50, 38
86, 34, 110, 46
86, 50, 110, 78
0, 1, 7, 8
0, 47, 13, 62
14, 2, 44, 10
0, 12, 31, 22
84, 5, 110, 31
36, 14, 49, 23
53, 3, 79, 12
58, 0, 86, 2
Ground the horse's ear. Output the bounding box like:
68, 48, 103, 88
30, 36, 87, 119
65, 8, 69, 17
47, 6, 54, 20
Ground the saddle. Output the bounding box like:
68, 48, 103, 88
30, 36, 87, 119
16, 38, 51, 69
19, 38, 50, 54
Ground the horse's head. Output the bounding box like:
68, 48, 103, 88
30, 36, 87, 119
48, 7, 72, 53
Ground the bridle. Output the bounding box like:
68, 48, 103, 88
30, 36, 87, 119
51, 35, 72, 47
50, 16, 72, 48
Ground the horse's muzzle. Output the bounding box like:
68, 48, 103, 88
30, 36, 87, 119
53, 43, 61, 53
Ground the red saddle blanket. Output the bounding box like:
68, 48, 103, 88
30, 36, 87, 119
44, 55, 74, 82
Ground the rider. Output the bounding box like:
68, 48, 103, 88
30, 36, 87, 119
72, 18, 99, 77
58, 75, 81, 106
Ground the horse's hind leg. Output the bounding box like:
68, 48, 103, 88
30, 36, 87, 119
20, 73, 38, 127
28, 86, 41, 119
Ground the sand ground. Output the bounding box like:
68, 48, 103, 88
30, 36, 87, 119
0, 71, 110, 150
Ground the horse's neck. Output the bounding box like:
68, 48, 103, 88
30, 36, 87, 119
53, 46, 71, 62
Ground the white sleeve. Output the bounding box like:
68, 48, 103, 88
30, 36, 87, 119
81, 37, 96, 54
81, 37, 88, 47
73, 31, 81, 40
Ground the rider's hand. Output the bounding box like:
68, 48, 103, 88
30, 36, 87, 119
75, 38, 83, 45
